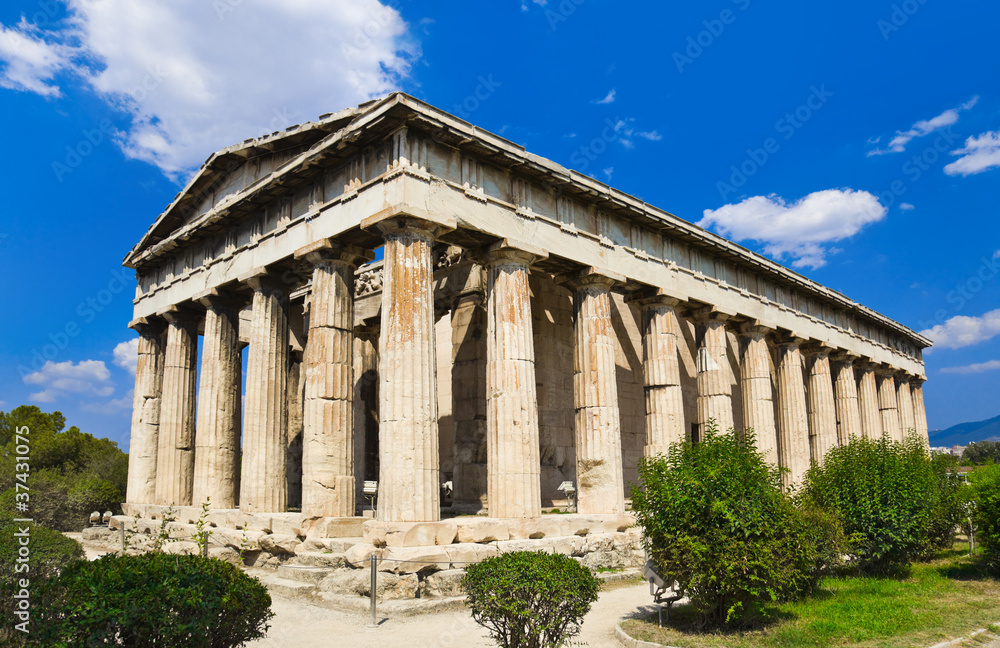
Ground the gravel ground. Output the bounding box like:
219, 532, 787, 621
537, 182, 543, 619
249, 581, 657, 648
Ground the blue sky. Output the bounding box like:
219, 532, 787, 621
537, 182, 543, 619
1, 0, 998, 450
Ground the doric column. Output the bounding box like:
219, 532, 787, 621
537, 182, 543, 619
286, 352, 304, 511
483, 241, 545, 518
775, 337, 810, 489
155, 310, 199, 506
856, 363, 881, 440
353, 325, 379, 510
631, 291, 686, 458
126, 318, 166, 505
693, 311, 734, 435
831, 354, 862, 444
296, 241, 372, 518
239, 272, 291, 513
371, 216, 449, 522
739, 324, 778, 465
192, 293, 242, 509
912, 379, 929, 444
450, 274, 487, 513
566, 269, 625, 515
805, 347, 838, 465
896, 375, 916, 438
876, 368, 901, 441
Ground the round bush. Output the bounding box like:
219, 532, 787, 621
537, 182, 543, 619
32, 553, 273, 647
802, 434, 937, 573
0, 520, 84, 644
631, 424, 827, 628
970, 463, 1000, 575
462, 550, 600, 648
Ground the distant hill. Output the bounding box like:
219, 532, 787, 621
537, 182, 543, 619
929, 414, 1000, 447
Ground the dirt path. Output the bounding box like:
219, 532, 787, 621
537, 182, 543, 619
249, 581, 656, 648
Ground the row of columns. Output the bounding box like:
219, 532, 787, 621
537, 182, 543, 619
127, 214, 929, 521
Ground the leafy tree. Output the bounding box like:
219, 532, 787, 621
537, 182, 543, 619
802, 434, 937, 573
919, 453, 972, 556
970, 464, 1000, 575
463, 551, 600, 648
631, 423, 829, 628
31, 553, 273, 647
963, 440, 1000, 466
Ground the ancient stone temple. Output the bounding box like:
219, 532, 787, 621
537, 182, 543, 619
123, 92, 930, 529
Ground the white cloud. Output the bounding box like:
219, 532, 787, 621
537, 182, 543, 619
940, 359, 1000, 375
899, 202, 915, 211
82, 389, 134, 415
23, 359, 115, 402
0, 0, 417, 177
920, 309, 1000, 350
637, 130, 662, 141
699, 189, 887, 269
114, 338, 139, 375
596, 88, 615, 104
944, 130, 1000, 176
994, 250, 1000, 260
602, 167, 613, 181
867, 97, 978, 156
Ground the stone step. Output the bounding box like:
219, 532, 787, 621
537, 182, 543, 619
293, 551, 346, 568
276, 564, 337, 584
323, 537, 364, 553
263, 576, 318, 600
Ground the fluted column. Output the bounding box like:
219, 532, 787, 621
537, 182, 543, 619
857, 363, 881, 440
192, 293, 242, 509
451, 286, 487, 512
912, 379, 929, 445
286, 352, 304, 511
693, 312, 734, 435
739, 324, 778, 464
776, 338, 809, 489
373, 216, 447, 522
297, 242, 372, 518
876, 368, 901, 441
831, 355, 862, 444
155, 310, 199, 506
353, 326, 379, 508
896, 375, 916, 438
484, 243, 544, 518
239, 273, 290, 513
568, 270, 625, 515
805, 348, 838, 465
633, 292, 686, 458
126, 319, 166, 505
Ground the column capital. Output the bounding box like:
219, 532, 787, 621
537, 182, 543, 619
294, 239, 374, 269
479, 238, 549, 268
773, 331, 807, 348
801, 342, 834, 358
830, 350, 860, 365
239, 267, 291, 294
354, 323, 379, 341
192, 286, 244, 310
687, 305, 736, 323
625, 286, 687, 309
157, 304, 202, 326
894, 371, 913, 383
874, 363, 899, 377
555, 266, 626, 291
738, 319, 775, 337
361, 211, 456, 240
129, 315, 167, 335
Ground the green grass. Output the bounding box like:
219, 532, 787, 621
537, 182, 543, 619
622, 546, 1000, 648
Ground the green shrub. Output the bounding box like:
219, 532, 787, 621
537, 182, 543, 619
631, 424, 827, 628
66, 476, 123, 520
462, 550, 600, 648
920, 453, 971, 557
803, 434, 937, 573
970, 464, 1000, 575
31, 553, 273, 647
